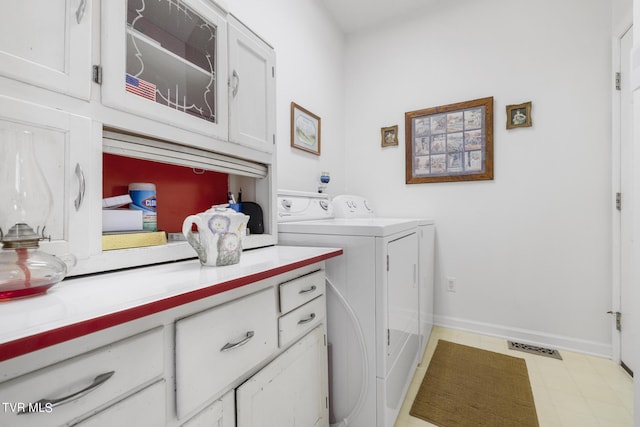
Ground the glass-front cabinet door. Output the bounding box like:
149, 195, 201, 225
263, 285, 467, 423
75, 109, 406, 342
0, 96, 97, 265
102, 0, 228, 141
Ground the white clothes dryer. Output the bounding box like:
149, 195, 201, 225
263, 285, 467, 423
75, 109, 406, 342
277, 190, 434, 427
331, 194, 435, 365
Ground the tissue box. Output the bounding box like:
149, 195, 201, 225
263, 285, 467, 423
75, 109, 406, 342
102, 209, 143, 232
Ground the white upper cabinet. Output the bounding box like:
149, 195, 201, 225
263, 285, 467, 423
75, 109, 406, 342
0, 1, 278, 275
101, 0, 229, 141
228, 16, 276, 153
0, 96, 97, 261
101, 2, 276, 155
0, 0, 92, 100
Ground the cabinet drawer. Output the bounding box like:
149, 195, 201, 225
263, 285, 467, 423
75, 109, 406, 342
77, 380, 165, 426
175, 288, 277, 419
278, 295, 325, 348
0, 327, 164, 427
279, 270, 325, 315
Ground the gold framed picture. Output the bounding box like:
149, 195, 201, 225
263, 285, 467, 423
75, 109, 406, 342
381, 125, 399, 147
291, 102, 321, 155
405, 96, 494, 184
506, 102, 532, 129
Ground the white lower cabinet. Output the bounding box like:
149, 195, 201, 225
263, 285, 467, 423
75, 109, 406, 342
234, 269, 329, 427
175, 287, 278, 419
0, 263, 330, 427
177, 267, 330, 427
181, 390, 235, 427
237, 325, 329, 427
0, 327, 164, 426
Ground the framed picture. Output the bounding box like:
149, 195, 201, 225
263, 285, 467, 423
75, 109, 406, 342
405, 96, 494, 184
381, 125, 399, 147
291, 102, 321, 155
506, 102, 532, 129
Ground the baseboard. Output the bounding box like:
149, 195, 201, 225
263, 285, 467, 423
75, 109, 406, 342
434, 315, 612, 359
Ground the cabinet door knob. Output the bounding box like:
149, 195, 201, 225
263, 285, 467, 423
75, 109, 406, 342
220, 331, 254, 352
19, 371, 115, 414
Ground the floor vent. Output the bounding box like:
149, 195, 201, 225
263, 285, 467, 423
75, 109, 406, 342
508, 341, 562, 360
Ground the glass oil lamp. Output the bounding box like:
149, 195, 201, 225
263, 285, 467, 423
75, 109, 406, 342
0, 129, 68, 300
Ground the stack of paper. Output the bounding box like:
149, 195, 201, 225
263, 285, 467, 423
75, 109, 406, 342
102, 194, 166, 250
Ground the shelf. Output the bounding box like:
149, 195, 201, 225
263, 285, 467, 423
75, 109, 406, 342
127, 0, 215, 66
127, 27, 211, 76
126, 29, 216, 122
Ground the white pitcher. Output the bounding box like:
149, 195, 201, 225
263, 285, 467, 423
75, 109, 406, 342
182, 205, 249, 266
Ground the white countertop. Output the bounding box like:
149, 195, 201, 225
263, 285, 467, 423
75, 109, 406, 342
0, 245, 342, 361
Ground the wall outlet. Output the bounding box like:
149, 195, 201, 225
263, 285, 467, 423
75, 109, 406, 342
446, 276, 456, 293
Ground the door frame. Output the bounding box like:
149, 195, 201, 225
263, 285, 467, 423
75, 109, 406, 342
612, 21, 633, 364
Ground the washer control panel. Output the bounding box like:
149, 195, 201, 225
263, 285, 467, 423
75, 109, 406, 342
277, 190, 334, 222
332, 195, 375, 218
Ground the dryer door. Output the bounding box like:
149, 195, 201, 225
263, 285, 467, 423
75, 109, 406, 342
386, 232, 419, 364
384, 232, 420, 413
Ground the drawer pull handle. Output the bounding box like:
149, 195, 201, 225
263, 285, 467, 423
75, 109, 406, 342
19, 371, 114, 414
232, 70, 240, 97
297, 313, 316, 325
220, 331, 254, 352
298, 285, 317, 294
76, 0, 87, 24
74, 163, 86, 211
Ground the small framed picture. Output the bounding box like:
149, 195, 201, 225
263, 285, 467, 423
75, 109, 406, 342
381, 125, 399, 147
506, 102, 532, 129
291, 102, 321, 155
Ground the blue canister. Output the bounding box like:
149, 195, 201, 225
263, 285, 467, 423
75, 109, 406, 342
228, 203, 242, 212
129, 182, 157, 231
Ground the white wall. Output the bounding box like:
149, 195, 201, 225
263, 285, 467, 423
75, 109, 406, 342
343, 0, 613, 355
227, 0, 634, 413
226, 0, 347, 194
228, 0, 624, 356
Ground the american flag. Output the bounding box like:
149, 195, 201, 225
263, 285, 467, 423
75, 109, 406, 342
125, 74, 156, 101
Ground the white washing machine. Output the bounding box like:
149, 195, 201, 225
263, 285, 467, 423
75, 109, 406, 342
277, 190, 434, 427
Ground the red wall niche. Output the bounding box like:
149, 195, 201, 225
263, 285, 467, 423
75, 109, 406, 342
103, 153, 229, 233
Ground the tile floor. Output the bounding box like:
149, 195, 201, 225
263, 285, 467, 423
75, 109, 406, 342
394, 327, 634, 427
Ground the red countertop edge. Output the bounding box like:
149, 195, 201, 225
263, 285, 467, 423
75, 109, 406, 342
0, 249, 342, 363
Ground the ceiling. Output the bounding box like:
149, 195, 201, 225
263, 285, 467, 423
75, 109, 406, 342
320, 0, 437, 34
